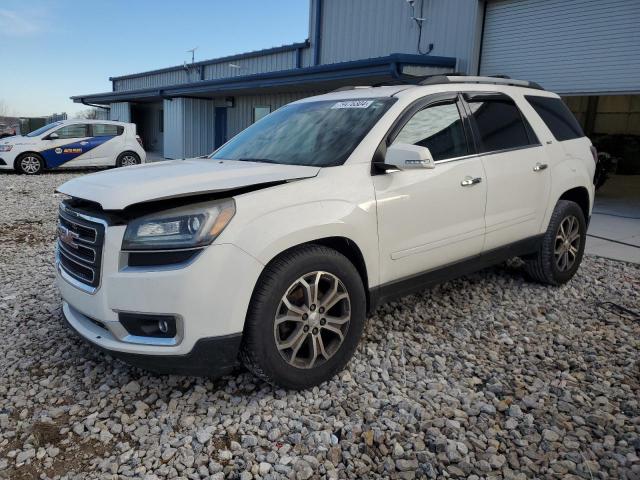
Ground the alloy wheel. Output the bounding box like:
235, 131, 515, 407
120, 155, 138, 166
554, 215, 581, 271
274, 271, 351, 369
20, 156, 41, 174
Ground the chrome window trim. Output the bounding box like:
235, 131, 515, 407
433, 143, 544, 165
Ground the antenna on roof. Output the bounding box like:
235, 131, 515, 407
186, 47, 198, 64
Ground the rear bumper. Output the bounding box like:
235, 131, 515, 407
62, 304, 242, 376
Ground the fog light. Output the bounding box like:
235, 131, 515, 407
158, 319, 169, 334
119, 312, 177, 339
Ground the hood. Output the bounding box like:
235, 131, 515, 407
56, 158, 320, 210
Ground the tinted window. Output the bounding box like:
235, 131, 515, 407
525, 95, 584, 141
393, 102, 468, 161
212, 98, 395, 167
467, 96, 532, 152
54, 124, 89, 139
92, 124, 122, 136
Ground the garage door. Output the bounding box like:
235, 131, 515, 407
479, 0, 640, 95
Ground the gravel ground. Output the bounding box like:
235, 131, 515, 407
0, 171, 639, 480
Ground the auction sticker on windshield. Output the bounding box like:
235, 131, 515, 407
331, 100, 374, 109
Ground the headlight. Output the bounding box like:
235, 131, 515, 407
0, 145, 13, 152
122, 199, 235, 250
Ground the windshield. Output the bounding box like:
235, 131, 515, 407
210, 98, 395, 167
26, 121, 64, 137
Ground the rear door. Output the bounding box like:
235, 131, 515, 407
89, 123, 125, 165
40, 124, 97, 168
462, 92, 551, 251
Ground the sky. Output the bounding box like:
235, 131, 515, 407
0, 0, 310, 118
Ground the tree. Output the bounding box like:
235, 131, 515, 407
75, 108, 103, 120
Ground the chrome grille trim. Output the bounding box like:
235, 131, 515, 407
57, 203, 107, 292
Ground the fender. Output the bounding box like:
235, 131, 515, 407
542, 151, 595, 230
221, 164, 380, 288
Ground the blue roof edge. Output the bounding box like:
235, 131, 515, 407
74, 53, 457, 103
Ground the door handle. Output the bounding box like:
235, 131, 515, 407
533, 163, 548, 172
461, 176, 482, 187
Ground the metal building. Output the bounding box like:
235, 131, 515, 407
72, 0, 640, 160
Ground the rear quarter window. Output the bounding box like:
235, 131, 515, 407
525, 96, 584, 141
92, 124, 123, 136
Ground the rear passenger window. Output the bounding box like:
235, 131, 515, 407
467, 96, 535, 152
92, 124, 122, 136
393, 102, 469, 161
525, 96, 584, 141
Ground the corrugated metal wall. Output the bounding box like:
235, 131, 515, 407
113, 50, 307, 92
226, 92, 326, 139
163, 98, 216, 159
109, 102, 131, 122
317, 0, 483, 73
480, 0, 640, 95
204, 50, 300, 80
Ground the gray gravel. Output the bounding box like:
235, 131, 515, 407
1, 171, 639, 480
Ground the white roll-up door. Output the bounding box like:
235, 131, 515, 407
479, 0, 640, 95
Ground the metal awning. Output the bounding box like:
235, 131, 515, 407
71, 54, 456, 105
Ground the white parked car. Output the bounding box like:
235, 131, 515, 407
0, 120, 145, 174
55, 76, 595, 389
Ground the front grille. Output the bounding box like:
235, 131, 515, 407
57, 204, 105, 290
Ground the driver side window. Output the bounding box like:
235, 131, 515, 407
393, 102, 469, 161
53, 124, 89, 139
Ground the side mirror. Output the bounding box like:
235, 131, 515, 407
47, 132, 59, 140
382, 143, 435, 170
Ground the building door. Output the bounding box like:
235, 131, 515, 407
479, 0, 640, 95
214, 107, 227, 149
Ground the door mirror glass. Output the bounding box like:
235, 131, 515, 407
48, 132, 59, 140
384, 143, 435, 170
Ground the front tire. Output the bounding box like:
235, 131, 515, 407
16, 153, 44, 175
240, 245, 366, 390
116, 152, 140, 167
525, 200, 587, 285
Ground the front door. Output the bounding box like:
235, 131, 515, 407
40, 123, 98, 168
374, 96, 487, 285
462, 93, 551, 251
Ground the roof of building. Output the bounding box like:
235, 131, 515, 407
72, 53, 457, 105
109, 41, 311, 82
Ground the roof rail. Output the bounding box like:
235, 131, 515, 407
330, 85, 374, 93
419, 74, 544, 90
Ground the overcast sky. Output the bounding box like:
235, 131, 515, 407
0, 0, 309, 118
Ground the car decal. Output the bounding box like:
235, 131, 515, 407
40, 135, 116, 168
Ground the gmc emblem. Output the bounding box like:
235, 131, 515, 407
58, 225, 79, 249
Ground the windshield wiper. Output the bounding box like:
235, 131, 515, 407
236, 158, 281, 164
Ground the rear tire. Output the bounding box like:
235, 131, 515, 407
240, 245, 366, 390
116, 152, 140, 167
525, 200, 587, 285
16, 153, 44, 175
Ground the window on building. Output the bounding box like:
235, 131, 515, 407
52, 124, 89, 139
253, 106, 271, 123
525, 95, 584, 141
467, 96, 534, 152
92, 124, 122, 136
159, 110, 164, 133
393, 102, 469, 161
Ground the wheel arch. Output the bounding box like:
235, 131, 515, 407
253, 236, 372, 313
558, 186, 591, 223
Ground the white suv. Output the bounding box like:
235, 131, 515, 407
0, 120, 145, 174
56, 76, 596, 389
